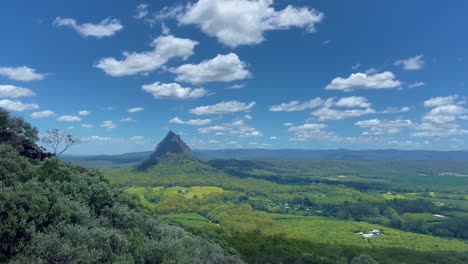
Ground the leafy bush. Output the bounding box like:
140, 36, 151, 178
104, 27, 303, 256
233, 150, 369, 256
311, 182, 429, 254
0, 144, 241, 263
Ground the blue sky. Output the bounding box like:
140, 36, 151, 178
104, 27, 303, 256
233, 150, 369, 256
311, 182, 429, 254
1, 0, 467, 154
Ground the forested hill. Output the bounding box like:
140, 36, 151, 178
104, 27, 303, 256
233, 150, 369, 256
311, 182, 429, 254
65, 149, 468, 167
0, 108, 241, 263
194, 149, 468, 160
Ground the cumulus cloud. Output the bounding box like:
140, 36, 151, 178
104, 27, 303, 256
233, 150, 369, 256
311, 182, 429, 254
310, 97, 375, 121
413, 95, 468, 137
177, 0, 324, 47
325, 71, 401, 92
57, 115, 82, 122
170, 53, 250, 84
134, 4, 149, 19
312, 107, 376, 121
423, 105, 467, 124
355, 118, 412, 135
227, 84, 246, 89
408, 82, 425, 88
53, 17, 123, 38
142, 82, 207, 100
170, 116, 212, 126
95, 35, 198, 76
0, 66, 46, 81
198, 119, 262, 137
78, 110, 90, 116
190, 100, 256, 115
128, 107, 144, 113
424, 95, 458, 108
394, 54, 425, 70
269, 97, 323, 112
287, 123, 331, 141
100, 120, 117, 130
0, 100, 38, 112
30, 110, 55, 118
335, 96, 371, 108
81, 136, 111, 142
412, 122, 468, 137
81, 124, 94, 128
120, 117, 136, 122
0, 85, 35, 98
381, 106, 411, 114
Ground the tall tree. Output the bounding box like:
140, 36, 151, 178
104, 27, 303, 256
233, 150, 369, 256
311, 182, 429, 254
0, 108, 38, 152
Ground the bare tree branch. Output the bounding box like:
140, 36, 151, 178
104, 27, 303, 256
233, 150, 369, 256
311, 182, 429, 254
41, 129, 80, 157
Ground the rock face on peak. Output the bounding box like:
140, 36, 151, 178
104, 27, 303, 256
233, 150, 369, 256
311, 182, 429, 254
151, 131, 192, 158
135, 131, 193, 171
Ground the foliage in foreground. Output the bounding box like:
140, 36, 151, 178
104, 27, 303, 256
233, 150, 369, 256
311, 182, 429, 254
0, 144, 241, 264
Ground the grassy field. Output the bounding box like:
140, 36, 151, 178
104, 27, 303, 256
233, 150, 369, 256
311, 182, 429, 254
97, 157, 468, 263
272, 214, 468, 252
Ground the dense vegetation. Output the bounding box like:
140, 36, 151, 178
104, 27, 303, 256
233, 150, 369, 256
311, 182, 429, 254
0, 109, 241, 263
102, 154, 468, 263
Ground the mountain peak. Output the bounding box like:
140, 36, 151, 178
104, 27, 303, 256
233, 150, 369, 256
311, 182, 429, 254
153, 131, 192, 158
135, 131, 192, 171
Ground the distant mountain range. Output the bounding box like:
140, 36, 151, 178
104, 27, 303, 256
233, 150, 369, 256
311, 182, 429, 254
66, 148, 468, 164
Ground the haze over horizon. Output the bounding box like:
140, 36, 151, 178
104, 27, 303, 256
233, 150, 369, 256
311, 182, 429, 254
1, 0, 467, 155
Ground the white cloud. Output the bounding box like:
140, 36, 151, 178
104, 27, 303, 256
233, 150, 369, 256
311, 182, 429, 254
355, 118, 412, 135
0, 66, 46, 81
57, 115, 82, 122
413, 95, 468, 137
134, 4, 149, 19
78, 110, 90, 116
178, 0, 324, 47
128, 107, 144, 113
312, 107, 375, 121
161, 23, 171, 35
335, 96, 371, 108
408, 82, 425, 88
270, 136, 279, 140
269, 97, 323, 112
381, 106, 411, 114
30, 110, 55, 118
0, 85, 35, 98
170, 53, 250, 84
53, 17, 123, 38
423, 105, 467, 124
310, 97, 375, 121
170, 116, 212, 126
325, 71, 401, 92
81, 124, 94, 128
244, 114, 252, 120
412, 122, 468, 137
395, 54, 425, 70
287, 123, 331, 141
130, 136, 145, 141
190, 100, 255, 115
283, 122, 293, 126
424, 95, 458, 108
351, 64, 360, 70
198, 119, 262, 137
100, 120, 117, 130
81, 136, 111, 142
95, 35, 198, 76
120, 117, 136, 122
0, 100, 38, 112
227, 84, 246, 89
364, 68, 377, 75
142, 82, 207, 100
